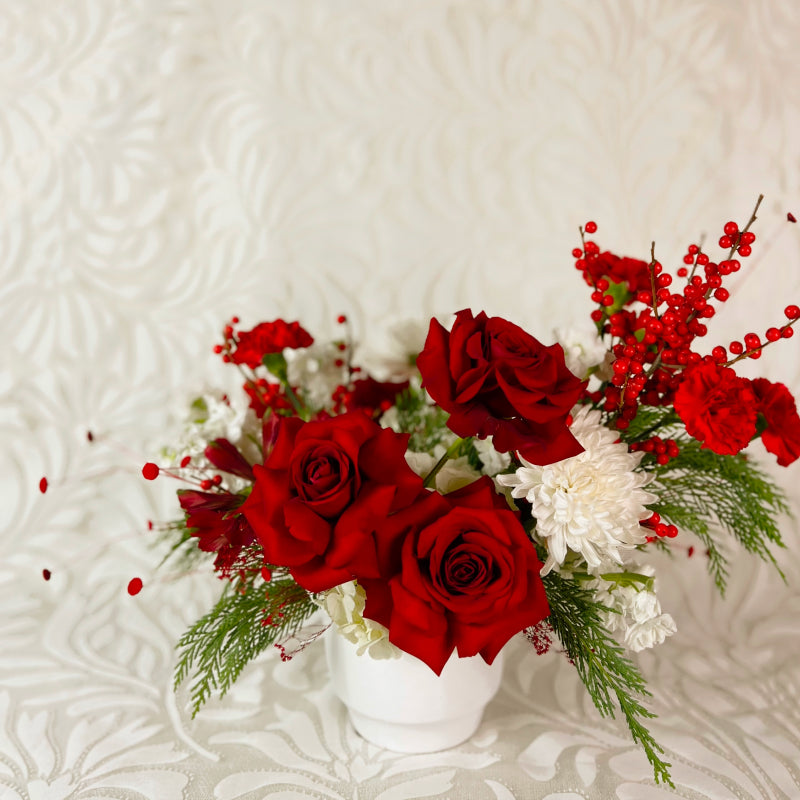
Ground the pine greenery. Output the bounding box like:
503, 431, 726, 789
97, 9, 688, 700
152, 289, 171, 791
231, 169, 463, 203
174, 576, 316, 717
543, 571, 674, 786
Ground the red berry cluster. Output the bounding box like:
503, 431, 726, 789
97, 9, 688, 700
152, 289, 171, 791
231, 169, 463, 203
213, 316, 240, 362
642, 511, 678, 540
629, 436, 680, 466
715, 304, 798, 364
575, 202, 800, 429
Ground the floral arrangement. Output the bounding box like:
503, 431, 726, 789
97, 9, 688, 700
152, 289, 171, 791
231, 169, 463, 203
144, 197, 797, 785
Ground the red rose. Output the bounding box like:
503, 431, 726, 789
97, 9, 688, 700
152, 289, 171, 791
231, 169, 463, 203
674, 361, 757, 455
417, 310, 585, 464
752, 378, 800, 467
361, 477, 549, 675
241, 412, 424, 592
345, 376, 410, 418
231, 320, 314, 369
584, 251, 651, 297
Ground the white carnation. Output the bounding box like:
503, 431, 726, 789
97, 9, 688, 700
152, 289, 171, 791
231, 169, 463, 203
405, 448, 481, 494
589, 569, 677, 652
322, 581, 400, 660
497, 405, 657, 575
472, 436, 511, 476
555, 325, 608, 380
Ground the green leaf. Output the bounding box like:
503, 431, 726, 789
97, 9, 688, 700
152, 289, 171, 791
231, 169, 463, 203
262, 352, 288, 382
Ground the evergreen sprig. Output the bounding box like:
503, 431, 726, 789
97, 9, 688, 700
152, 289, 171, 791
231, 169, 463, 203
174, 577, 316, 717
543, 571, 673, 786
647, 437, 789, 594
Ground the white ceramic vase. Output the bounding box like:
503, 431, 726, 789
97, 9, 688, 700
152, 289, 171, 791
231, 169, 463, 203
325, 632, 504, 753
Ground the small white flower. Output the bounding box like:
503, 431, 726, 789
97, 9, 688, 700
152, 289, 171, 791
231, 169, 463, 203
473, 436, 511, 476
588, 567, 677, 652
322, 582, 400, 659
405, 447, 481, 494
166, 392, 252, 463
285, 343, 348, 410
497, 405, 657, 575
555, 325, 608, 380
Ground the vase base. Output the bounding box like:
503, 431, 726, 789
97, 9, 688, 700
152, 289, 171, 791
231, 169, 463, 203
347, 707, 484, 753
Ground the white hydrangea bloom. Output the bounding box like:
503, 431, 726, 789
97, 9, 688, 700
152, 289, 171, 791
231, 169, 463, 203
322, 581, 400, 659
405, 448, 481, 494
589, 568, 677, 652
497, 405, 657, 575
555, 324, 609, 380
285, 343, 348, 410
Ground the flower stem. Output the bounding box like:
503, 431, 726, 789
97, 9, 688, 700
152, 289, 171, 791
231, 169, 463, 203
422, 438, 465, 488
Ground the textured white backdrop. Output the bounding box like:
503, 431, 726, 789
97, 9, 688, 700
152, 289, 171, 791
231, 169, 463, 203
3, 1, 800, 798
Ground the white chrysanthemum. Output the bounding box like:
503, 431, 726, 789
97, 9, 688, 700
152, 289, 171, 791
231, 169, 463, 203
589, 568, 677, 652
285, 343, 348, 410
497, 405, 657, 575
555, 324, 608, 380
322, 582, 400, 660
405, 448, 481, 494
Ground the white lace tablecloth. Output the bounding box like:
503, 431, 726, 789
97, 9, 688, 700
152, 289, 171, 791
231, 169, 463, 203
3, 1, 800, 797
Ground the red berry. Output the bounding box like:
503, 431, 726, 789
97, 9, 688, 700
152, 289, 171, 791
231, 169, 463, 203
42, 568, 52, 581
719, 235, 732, 249
337, 315, 347, 324
711, 346, 727, 361
688, 244, 699, 255
127, 578, 143, 596
585, 220, 597, 233
783, 327, 795, 339
683, 254, 694, 265
590, 309, 603, 322
677, 267, 688, 277
200, 479, 212, 490
572, 248, 583, 258
729, 341, 744, 355
180, 455, 191, 468
142, 463, 160, 481
766, 327, 781, 342
213, 344, 223, 354
696, 254, 709, 265
39, 477, 48, 494
785, 305, 800, 319
723, 221, 738, 236
737, 244, 752, 257
741, 231, 756, 245
714, 288, 730, 302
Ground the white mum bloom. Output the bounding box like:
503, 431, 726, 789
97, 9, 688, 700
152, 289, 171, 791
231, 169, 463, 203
322, 582, 400, 660
497, 405, 657, 575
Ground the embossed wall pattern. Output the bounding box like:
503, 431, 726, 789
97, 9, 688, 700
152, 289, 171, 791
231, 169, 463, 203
2, 1, 800, 798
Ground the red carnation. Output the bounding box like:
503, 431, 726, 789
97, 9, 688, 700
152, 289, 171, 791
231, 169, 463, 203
674, 361, 757, 455
345, 377, 409, 418
417, 310, 585, 464
178, 490, 255, 573
231, 320, 314, 369
584, 251, 651, 297
241, 412, 424, 592
360, 477, 549, 675
751, 378, 800, 467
